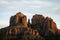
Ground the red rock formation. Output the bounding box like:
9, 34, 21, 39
31, 14, 45, 27
10, 16, 16, 26
31, 14, 58, 37
10, 12, 27, 27
0, 26, 44, 40
0, 12, 60, 40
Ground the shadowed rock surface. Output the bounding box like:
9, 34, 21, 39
0, 12, 60, 40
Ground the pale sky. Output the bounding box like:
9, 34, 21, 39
0, 0, 60, 29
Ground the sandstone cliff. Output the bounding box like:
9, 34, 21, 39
0, 12, 60, 40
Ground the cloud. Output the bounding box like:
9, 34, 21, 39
0, 0, 60, 29
0, 0, 59, 14
0, 0, 52, 9
0, 0, 59, 12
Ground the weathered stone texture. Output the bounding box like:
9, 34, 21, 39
31, 14, 58, 37
10, 12, 27, 27
0, 12, 60, 40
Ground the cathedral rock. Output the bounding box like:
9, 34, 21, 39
0, 12, 60, 40
10, 12, 27, 27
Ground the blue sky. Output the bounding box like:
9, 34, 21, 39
0, 0, 60, 29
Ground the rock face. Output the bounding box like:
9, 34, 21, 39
30, 14, 60, 40
10, 12, 27, 27
0, 27, 45, 40
42, 17, 57, 35
31, 14, 45, 26
31, 14, 57, 35
0, 12, 60, 40
31, 14, 57, 31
